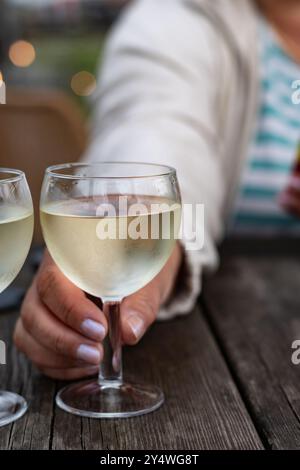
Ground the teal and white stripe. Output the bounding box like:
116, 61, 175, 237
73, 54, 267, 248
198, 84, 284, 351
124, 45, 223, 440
230, 17, 300, 235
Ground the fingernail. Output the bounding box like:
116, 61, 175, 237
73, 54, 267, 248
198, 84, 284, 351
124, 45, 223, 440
127, 313, 145, 340
85, 366, 99, 376
81, 319, 106, 341
76, 344, 101, 364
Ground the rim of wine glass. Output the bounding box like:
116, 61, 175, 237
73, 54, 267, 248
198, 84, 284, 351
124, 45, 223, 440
45, 162, 176, 180
0, 167, 25, 184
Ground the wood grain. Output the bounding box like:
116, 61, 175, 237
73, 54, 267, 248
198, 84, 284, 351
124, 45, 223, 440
203, 252, 300, 449
0, 307, 262, 450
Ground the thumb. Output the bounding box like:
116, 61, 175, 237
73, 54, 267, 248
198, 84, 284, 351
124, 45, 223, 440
121, 282, 161, 345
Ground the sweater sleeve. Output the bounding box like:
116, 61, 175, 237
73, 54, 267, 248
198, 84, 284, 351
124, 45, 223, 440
83, 0, 225, 319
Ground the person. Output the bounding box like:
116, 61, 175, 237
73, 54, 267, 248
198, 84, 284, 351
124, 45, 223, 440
14, 0, 300, 378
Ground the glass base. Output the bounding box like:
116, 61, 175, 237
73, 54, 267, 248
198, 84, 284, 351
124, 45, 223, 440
56, 379, 164, 419
0, 391, 28, 427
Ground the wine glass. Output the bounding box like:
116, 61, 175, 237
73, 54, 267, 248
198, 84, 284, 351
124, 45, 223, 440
0, 168, 34, 427
40, 162, 181, 418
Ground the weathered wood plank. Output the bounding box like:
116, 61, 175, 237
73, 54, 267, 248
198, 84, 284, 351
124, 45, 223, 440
0, 263, 262, 450
203, 251, 300, 450
50, 307, 262, 450
0, 312, 55, 450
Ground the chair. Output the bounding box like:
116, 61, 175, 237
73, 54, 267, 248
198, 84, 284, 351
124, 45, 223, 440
0, 88, 87, 243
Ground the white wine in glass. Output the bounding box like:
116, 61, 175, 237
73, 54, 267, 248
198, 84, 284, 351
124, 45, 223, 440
0, 169, 34, 427
40, 196, 181, 300
40, 163, 181, 418
0, 205, 34, 294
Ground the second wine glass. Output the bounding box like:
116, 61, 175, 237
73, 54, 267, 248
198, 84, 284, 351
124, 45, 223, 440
0, 168, 34, 427
40, 162, 181, 418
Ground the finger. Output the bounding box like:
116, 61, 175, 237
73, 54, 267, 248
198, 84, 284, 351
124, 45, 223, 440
36, 252, 107, 342
38, 365, 99, 381
121, 282, 160, 345
120, 244, 182, 345
21, 284, 103, 365
14, 318, 90, 370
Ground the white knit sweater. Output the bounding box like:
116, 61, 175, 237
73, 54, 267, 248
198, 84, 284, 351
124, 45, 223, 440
83, 0, 260, 319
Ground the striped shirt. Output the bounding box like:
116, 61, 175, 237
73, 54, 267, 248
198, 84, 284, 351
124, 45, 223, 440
230, 18, 300, 236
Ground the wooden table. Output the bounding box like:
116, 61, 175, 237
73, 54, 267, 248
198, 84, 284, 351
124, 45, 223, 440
1, 242, 300, 450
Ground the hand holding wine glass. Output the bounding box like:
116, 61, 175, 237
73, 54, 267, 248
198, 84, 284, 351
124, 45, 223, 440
14, 243, 182, 380
15, 162, 182, 418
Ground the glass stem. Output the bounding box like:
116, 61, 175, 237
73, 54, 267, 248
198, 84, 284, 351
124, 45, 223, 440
98, 301, 123, 388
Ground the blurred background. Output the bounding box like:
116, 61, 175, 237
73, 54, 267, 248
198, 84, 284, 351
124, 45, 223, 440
0, 0, 130, 307
0, 0, 130, 245
0, 0, 129, 114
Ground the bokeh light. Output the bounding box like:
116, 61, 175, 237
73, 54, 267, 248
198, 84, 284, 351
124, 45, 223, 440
71, 71, 97, 96
9, 40, 36, 68
0, 72, 3, 85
